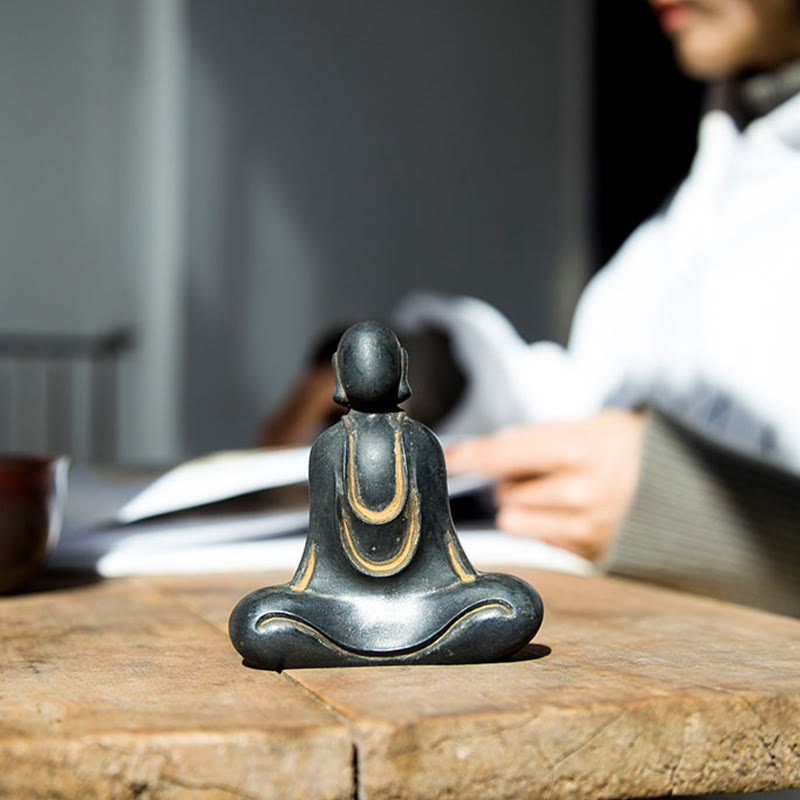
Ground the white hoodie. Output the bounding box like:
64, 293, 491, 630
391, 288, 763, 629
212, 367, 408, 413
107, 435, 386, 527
395, 90, 800, 474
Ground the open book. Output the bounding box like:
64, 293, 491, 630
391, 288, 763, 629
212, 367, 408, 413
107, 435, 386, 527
49, 446, 596, 578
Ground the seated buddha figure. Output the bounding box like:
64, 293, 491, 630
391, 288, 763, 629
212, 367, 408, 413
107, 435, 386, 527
229, 321, 543, 670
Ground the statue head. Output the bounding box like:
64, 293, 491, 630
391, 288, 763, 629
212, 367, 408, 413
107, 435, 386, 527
332, 321, 411, 411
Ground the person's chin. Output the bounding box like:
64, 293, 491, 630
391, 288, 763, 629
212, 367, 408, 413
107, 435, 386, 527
672, 33, 745, 81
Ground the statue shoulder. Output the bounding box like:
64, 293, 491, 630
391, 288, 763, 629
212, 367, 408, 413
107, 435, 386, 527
400, 414, 445, 457
309, 421, 346, 466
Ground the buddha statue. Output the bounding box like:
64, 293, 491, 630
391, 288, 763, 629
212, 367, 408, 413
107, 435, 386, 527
229, 321, 543, 669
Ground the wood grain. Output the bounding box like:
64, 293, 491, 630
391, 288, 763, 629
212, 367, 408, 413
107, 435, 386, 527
0, 576, 351, 800
4, 568, 800, 799
286, 568, 800, 800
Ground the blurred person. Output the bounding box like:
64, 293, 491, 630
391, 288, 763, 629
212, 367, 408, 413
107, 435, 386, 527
262, 0, 800, 616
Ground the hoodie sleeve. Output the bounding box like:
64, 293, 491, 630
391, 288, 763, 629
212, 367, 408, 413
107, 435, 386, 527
604, 408, 800, 617
392, 213, 672, 436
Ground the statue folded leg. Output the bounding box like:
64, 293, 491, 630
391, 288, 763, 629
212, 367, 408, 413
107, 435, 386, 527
230, 572, 543, 670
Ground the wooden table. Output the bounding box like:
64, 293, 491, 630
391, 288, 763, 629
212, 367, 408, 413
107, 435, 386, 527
2, 567, 799, 800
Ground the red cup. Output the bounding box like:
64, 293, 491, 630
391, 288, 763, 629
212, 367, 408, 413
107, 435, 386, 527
0, 455, 69, 594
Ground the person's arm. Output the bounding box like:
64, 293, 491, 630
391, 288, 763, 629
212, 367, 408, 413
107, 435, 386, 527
393, 211, 677, 437
604, 409, 800, 617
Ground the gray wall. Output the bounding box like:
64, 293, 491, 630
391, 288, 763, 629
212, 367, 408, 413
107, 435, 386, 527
0, 1, 131, 335
0, 0, 187, 463
0, 1, 588, 460
186, 1, 589, 453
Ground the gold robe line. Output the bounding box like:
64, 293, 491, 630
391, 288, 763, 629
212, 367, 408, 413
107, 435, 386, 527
345, 423, 407, 524
290, 542, 316, 591
340, 490, 421, 576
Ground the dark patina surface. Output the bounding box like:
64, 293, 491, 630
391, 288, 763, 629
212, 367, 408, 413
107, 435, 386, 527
229, 321, 543, 669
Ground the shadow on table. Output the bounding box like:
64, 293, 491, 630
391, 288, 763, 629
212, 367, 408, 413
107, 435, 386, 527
504, 642, 551, 662
11, 568, 103, 596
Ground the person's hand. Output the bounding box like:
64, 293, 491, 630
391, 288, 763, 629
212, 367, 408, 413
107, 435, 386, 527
445, 409, 646, 561
258, 363, 339, 447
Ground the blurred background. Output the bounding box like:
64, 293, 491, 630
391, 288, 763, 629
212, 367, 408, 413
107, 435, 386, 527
0, 0, 701, 465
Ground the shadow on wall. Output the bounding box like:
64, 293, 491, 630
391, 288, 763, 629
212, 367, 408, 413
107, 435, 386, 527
183, 1, 574, 454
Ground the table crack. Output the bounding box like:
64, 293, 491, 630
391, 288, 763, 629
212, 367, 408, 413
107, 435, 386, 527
281, 672, 360, 800
548, 709, 627, 773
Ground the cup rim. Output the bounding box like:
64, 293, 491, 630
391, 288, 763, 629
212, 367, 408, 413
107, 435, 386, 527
0, 453, 69, 471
